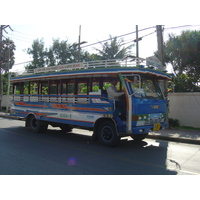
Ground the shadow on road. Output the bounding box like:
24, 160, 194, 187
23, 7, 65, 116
1, 125, 177, 175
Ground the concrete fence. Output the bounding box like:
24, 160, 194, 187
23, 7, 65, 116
168, 93, 200, 128
1, 93, 200, 128
1, 95, 12, 108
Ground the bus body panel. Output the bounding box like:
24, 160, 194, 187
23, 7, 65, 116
9, 60, 171, 144
10, 95, 114, 128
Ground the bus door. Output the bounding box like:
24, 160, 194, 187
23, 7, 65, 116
120, 74, 141, 134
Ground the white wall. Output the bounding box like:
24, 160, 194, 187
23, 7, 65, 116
168, 93, 200, 128
1, 95, 12, 108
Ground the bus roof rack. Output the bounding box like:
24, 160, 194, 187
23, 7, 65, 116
33, 58, 147, 74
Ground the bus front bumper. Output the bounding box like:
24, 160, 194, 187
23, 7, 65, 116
130, 122, 167, 135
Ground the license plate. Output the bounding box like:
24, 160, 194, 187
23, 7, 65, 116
153, 123, 160, 131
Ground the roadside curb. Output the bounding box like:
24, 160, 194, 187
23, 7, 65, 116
0, 113, 21, 120
147, 134, 200, 145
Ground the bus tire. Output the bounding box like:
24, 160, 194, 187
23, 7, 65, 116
131, 133, 148, 142
98, 121, 120, 147
29, 115, 48, 133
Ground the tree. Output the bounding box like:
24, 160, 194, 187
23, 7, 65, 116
46, 39, 71, 66
164, 30, 200, 79
25, 39, 47, 71
25, 36, 134, 73
95, 35, 134, 60
0, 38, 15, 99
172, 74, 200, 92
26, 38, 91, 71
163, 30, 200, 92
0, 38, 15, 72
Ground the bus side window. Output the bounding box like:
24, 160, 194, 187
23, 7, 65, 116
13, 83, 20, 94
61, 80, 67, 95
23, 82, 29, 94
67, 79, 74, 95
77, 78, 89, 94
50, 80, 59, 95
41, 81, 48, 95
91, 78, 100, 92
30, 81, 39, 95
102, 78, 111, 90
103, 77, 121, 91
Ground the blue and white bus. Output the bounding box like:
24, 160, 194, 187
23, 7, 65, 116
10, 59, 171, 146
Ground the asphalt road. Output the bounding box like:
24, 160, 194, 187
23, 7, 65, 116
0, 117, 200, 175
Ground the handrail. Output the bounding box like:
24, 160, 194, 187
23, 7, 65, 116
12, 94, 104, 104
33, 58, 146, 74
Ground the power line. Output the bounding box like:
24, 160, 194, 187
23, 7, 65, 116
122, 30, 157, 46
13, 61, 32, 66
8, 32, 34, 41
81, 26, 156, 49
4, 35, 33, 44
12, 30, 37, 38
165, 25, 200, 30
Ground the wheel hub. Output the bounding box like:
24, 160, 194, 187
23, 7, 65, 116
102, 126, 113, 141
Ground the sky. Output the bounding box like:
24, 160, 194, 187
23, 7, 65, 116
1, 0, 200, 74
3, 24, 200, 74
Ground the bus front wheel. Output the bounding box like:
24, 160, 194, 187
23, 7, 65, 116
98, 121, 120, 147
29, 115, 48, 133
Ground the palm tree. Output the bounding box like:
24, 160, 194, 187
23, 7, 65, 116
95, 35, 134, 60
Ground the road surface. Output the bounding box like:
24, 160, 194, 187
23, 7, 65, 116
0, 117, 199, 175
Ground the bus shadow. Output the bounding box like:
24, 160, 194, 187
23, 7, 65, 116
3, 126, 177, 175
46, 128, 177, 175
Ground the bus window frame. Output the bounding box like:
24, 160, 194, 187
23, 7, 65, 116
77, 78, 89, 95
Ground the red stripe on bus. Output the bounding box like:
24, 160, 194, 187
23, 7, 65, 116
50, 104, 106, 112
47, 116, 94, 123
15, 102, 48, 108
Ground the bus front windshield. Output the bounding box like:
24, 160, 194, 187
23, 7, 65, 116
124, 76, 164, 99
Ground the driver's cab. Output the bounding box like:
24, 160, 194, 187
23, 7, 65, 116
121, 73, 167, 134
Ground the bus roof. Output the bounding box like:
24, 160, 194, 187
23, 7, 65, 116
10, 59, 172, 82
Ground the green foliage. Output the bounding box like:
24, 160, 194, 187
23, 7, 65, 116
169, 118, 180, 127
95, 35, 134, 60
1, 38, 16, 72
172, 74, 200, 92
92, 85, 99, 92
103, 83, 111, 90
25, 39, 46, 71
164, 31, 200, 77
163, 30, 200, 92
25, 35, 134, 72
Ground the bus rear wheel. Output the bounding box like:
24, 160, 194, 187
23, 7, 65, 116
29, 115, 48, 133
98, 121, 120, 147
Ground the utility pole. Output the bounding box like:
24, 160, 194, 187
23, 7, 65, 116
78, 25, 81, 62
156, 25, 165, 70
77, 25, 87, 62
0, 25, 13, 111
0, 26, 3, 110
156, 25, 166, 92
6, 41, 11, 113
156, 25, 169, 127
136, 25, 139, 65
